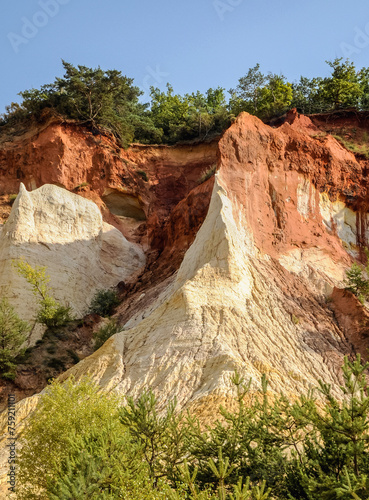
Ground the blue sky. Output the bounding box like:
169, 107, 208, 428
1, 0, 369, 113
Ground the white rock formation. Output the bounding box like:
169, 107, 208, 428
319, 193, 358, 253
0, 184, 145, 342
0, 174, 356, 492
58, 175, 350, 409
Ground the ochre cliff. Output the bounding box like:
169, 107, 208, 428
1, 110, 369, 490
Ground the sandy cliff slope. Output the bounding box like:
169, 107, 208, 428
1, 110, 369, 490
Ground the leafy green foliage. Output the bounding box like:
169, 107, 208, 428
4, 61, 144, 147
17, 376, 168, 500
3, 58, 369, 147
148, 84, 231, 144
186, 373, 292, 497
229, 64, 267, 115
119, 390, 187, 484
291, 76, 324, 114
89, 289, 120, 317
0, 298, 29, 379
47, 420, 164, 500
14, 259, 73, 328
289, 355, 369, 499
17, 356, 369, 499
17, 377, 120, 499
345, 262, 369, 303
36, 296, 73, 329
93, 319, 119, 350
318, 58, 363, 110
229, 66, 293, 119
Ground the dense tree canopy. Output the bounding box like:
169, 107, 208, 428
2, 58, 369, 146
3, 60, 148, 147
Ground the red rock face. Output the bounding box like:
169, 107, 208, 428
2, 111, 369, 359
217, 112, 369, 265
330, 287, 369, 359
2, 110, 369, 277
0, 118, 217, 262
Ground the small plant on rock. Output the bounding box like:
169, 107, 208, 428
14, 259, 73, 328
197, 164, 217, 185
93, 319, 119, 351
136, 170, 149, 182
0, 298, 30, 380
89, 289, 120, 317
8, 193, 18, 205
345, 262, 369, 303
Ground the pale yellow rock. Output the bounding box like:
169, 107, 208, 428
56, 176, 348, 408
319, 192, 358, 253
297, 176, 316, 218
0, 175, 354, 492
279, 247, 344, 298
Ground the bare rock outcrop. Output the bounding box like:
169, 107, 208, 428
52, 113, 369, 408
0, 183, 145, 342
2, 110, 369, 492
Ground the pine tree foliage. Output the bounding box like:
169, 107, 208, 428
119, 390, 187, 484
0, 298, 29, 379
3, 58, 369, 147
345, 262, 369, 303
16, 355, 369, 499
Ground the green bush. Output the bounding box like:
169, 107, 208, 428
46, 357, 66, 372
89, 289, 120, 317
36, 297, 73, 328
17, 377, 163, 500
136, 170, 149, 181
0, 298, 30, 380
93, 320, 119, 351
67, 349, 80, 364
198, 164, 217, 185
345, 261, 369, 303
8, 193, 18, 204
14, 259, 73, 328
16, 355, 369, 499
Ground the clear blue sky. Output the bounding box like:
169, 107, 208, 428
1, 0, 369, 113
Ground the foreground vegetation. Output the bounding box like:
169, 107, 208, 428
2, 58, 369, 147
16, 355, 369, 499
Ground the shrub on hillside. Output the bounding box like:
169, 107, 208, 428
14, 259, 73, 329
89, 289, 120, 317
93, 320, 120, 351
345, 261, 369, 303
16, 355, 369, 499
17, 377, 166, 500
0, 298, 30, 380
